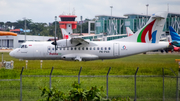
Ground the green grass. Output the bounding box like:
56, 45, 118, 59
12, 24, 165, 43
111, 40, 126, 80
0, 52, 179, 78
0, 52, 180, 101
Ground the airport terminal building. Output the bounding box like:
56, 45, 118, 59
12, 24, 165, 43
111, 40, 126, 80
95, 12, 180, 41
0, 35, 54, 49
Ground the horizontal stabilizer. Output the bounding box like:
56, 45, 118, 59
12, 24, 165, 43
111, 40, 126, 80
152, 15, 165, 19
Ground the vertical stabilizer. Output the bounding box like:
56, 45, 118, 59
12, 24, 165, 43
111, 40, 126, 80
113, 12, 168, 43
126, 27, 134, 36
61, 28, 71, 39
169, 26, 180, 41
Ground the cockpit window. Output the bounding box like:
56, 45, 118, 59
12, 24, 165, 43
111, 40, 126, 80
21, 45, 24, 48
25, 45, 28, 48
21, 45, 28, 48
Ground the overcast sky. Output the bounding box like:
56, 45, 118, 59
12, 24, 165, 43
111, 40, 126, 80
0, 0, 179, 23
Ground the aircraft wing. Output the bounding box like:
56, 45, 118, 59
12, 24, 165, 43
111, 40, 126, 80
56, 37, 96, 48
70, 37, 89, 45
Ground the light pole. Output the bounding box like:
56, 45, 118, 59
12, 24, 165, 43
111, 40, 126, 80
55, 16, 57, 41
80, 16, 82, 35
103, 18, 105, 34
55, 16, 57, 50
110, 6, 113, 18
23, 17, 26, 42
146, 4, 149, 15
110, 6, 113, 35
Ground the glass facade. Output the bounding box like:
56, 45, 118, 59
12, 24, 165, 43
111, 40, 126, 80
95, 13, 180, 35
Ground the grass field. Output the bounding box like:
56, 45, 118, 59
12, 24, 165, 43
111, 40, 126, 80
0, 52, 179, 78
0, 52, 180, 101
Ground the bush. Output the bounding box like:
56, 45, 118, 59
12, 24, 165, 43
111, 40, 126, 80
39, 81, 106, 101
39, 81, 130, 101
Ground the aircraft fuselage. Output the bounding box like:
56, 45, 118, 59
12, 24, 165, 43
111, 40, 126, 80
9, 41, 168, 61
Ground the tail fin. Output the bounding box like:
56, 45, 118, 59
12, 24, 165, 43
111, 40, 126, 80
61, 28, 71, 39
114, 12, 168, 43
169, 26, 180, 41
126, 27, 134, 36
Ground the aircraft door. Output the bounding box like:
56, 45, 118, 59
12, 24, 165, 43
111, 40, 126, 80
113, 43, 119, 56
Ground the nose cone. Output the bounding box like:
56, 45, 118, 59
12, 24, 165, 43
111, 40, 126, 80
9, 51, 14, 57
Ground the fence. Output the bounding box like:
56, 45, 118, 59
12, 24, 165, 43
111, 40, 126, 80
0, 67, 180, 101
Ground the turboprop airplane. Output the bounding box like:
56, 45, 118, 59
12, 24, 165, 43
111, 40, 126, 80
9, 12, 169, 61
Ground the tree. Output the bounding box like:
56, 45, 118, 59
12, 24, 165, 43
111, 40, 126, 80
0, 22, 4, 26
15, 19, 32, 29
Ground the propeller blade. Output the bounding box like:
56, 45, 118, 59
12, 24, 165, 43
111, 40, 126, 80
54, 16, 57, 51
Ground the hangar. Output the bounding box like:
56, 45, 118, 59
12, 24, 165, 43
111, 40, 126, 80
0, 35, 54, 49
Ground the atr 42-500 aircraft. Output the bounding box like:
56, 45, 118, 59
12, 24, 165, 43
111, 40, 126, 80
10, 12, 169, 61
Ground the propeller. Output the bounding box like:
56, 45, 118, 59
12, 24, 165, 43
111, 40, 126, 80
51, 16, 57, 52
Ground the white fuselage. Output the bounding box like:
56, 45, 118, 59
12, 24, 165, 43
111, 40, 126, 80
9, 41, 169, 61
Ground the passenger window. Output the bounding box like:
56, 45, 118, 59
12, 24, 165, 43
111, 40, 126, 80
71, 47, 73, 50
105, 47, 107, 50
108, 47, 111, 50
67, 47, 69, 50
86, 47, 88, 50
97, 47, 99, 50
82, 47, 84, 50
93, 47, 95, 50
90, 47, 92, 50
59, 48, 61, 50
78, 47, 80, 50
74, 47, 76, 50
101, 47, 103, 50
52, 48, 54, 50
48, 48, 51, 50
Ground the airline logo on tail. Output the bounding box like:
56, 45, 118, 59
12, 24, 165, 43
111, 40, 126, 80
63, 35, 69, 39
62, 29, 71, 39
137, 20, 157, 43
